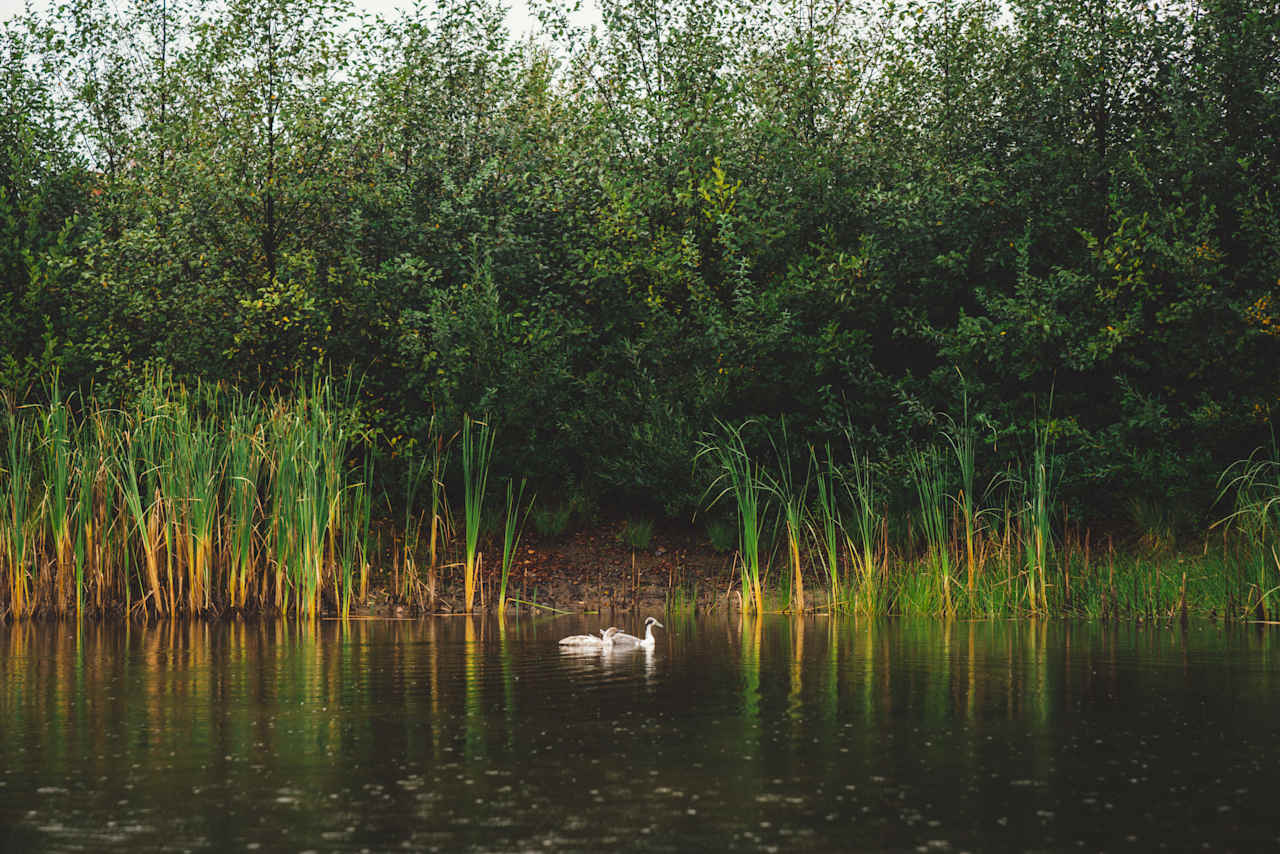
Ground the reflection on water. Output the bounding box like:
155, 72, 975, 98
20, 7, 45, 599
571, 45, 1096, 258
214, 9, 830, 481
3, 617, 1280, 851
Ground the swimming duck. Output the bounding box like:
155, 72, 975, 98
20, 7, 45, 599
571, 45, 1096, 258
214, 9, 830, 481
558, 626, 619, 647
609, 617, 664, 649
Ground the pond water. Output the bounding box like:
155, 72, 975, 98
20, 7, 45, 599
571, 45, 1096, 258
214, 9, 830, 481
2, 615, 1278, 852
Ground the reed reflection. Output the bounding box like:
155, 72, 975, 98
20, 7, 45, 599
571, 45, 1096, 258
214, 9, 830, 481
739, 611, 762, 758
463, 616, 484, 762
787, 616, 805, 728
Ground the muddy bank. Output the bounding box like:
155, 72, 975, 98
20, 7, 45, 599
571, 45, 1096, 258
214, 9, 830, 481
370, 522, 746, 617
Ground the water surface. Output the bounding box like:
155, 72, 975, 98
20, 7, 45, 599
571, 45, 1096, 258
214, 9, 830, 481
2, 616, 1278, 851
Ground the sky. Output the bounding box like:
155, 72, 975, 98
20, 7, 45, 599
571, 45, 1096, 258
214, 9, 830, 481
0, 0, 601, 38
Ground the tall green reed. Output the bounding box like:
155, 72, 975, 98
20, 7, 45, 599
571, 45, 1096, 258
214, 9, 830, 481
71, 415, 103, 617
910, 445, 953, 614
698, 419, 768, 614
1216, 438, 1280, 619
810, 443, 843, 611
223, 408, 262, 610
460, 413, 495, 612
841, 451, 881, 615
397, 452, 425, 603
339, 455, 373, 619
39, 380, 73, 607
399, 419, 450, 608
1024, 418, 1056, 614
941, 372, 981, 596
3, 407, 35, 618
766, 419, 809, 612
0, 369, 376, 619
498, 478, 532, 614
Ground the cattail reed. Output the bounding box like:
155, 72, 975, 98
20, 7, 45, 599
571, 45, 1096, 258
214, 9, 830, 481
0, 370, 374, 619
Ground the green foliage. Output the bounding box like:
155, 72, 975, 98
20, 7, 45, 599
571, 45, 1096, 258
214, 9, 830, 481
0, 0, 1276, 533
704, 517, 736, 554
618, 518, 654, 551
532, 503, 573, 540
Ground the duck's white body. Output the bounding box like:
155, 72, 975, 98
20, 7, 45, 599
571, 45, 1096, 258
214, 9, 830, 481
558, 627, 619, 648
609, 617, 664, 649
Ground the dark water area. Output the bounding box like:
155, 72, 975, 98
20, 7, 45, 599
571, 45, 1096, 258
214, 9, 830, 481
2, 616, 1278, 852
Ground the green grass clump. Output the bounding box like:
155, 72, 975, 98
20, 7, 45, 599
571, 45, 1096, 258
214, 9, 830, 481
618, 518, 654, 550
533, 503, 572, 539
705, 517, 736, 553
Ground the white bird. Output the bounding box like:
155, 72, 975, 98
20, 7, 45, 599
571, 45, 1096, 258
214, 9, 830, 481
609, 617, 664, 649
558, 626, 619, 648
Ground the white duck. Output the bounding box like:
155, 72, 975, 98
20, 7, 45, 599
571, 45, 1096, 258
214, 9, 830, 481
608, 617, 664, 649
558, 626, 619, 648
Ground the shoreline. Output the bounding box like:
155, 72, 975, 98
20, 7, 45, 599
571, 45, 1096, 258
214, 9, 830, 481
0, 520, 1252, 623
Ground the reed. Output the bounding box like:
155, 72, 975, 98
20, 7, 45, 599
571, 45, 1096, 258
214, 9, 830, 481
766, 419, 808, 612
941, 373, 982, 597
498, 478, 532, 613
39, 380, 74, 609
460, 413, 495, 613
1215, 439, 1280, 619
809, 443, 843, 611
0, 369, 378, 619
1023, 417, 1055, 614
425, 427, 450, 608
179, 404, 222, 613
400, 451, 431, 603
910, 446, 953, 614
223, 408, 261, 611
2, 407, 35, 618
70, 414, 104, 617
340, 455, 373, 619
841, 451, 881, 616
393, 419, 451, 608
697, 419, 767, 614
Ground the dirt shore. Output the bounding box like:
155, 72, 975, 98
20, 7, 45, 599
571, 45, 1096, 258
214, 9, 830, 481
366, 520, 744, 617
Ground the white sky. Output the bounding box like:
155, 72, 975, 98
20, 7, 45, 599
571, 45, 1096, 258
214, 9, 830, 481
0, 0, 600, 39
